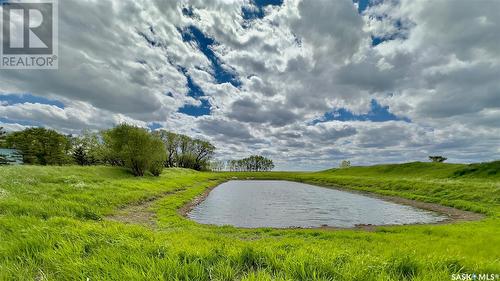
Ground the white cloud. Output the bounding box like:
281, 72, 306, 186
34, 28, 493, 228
1, 0, 499, 169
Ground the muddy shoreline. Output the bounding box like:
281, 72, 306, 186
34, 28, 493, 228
179, 179, 485, 231
178, 182, 220, 218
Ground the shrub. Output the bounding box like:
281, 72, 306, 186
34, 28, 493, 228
102, 124, 166, 176
149, 136, 167, 176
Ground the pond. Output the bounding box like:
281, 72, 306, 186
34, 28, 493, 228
188, 180, 448, 228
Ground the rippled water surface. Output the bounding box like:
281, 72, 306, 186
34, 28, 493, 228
188, 181, 448, 228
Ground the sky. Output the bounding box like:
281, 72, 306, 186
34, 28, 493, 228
1, 0, 499, 170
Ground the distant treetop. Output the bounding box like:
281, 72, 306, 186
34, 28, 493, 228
429, 156, 447, 163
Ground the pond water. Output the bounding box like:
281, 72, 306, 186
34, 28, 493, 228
188, 180, 448, 228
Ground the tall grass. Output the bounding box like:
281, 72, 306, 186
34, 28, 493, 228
0, 163, 498, 280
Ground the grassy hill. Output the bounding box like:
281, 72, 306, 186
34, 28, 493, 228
323, 161, 500, 179
324, 161, 464, 177
0, 163, 498, 280
452, 161, 500, 178
231, 162, 500, 215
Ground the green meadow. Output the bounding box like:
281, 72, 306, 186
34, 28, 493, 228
0, 162, 499, 280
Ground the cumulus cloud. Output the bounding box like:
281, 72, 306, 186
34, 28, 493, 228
1, 0, 499, 169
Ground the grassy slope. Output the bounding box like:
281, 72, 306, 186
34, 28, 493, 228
283, 162, 500, 214
0, 163, 498, 280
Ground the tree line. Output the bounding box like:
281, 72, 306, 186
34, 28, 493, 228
154, 130, 215, 171
0, 125, 215, 176
210, 155, 275, 172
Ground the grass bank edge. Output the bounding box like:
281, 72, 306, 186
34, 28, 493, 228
151, 163, 499, 230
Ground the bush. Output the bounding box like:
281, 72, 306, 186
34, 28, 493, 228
149, 160, 164, 177
102, 124, 166, 176
149, 136, 167, 176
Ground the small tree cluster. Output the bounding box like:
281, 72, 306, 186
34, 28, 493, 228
71, 131, 105, 166
102, 124, 166, 177
208, 160, 226, 172
429, 156, 447, 163
339, 160, 351, 169
6, 128, 71, 165
154, 130, 215, 171
0, 125, 217, 175
227, 155, 275, 172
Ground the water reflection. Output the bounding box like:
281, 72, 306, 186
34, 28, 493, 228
188, 180, 447, 228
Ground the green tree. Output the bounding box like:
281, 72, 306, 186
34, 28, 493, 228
228, 155, 275, 172
155, 130, 179, 168
209, 160, 226, 172
176, 134, 195, 169
192, 139, 216, 171
429, 156, 447, 163
102, 124, 166, 176
154, 130, 216, 171
72, 145, 87, 166
6, 128, 71, 165
71, 131, 104, 165
149, 136, 167, 176
340, 160, 351, 169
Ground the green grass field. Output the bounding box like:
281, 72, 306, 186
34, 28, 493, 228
0, 162, 499, 280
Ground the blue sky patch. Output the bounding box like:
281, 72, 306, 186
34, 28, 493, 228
242, 6, 264, 20
182, 6, 195, 17
176, 67, 212, 117
254, 0, 284, 6
148, 122, 163, 131
0, 93, 65, 109
0, 117, 42, 127
371, 32, 408, 47
182, 69, 205, 99
352, 0, 409, 46
242, 0, 283, 20
181, 26, 241, 87
371, 36, 385, 46
355, 0, 370, 13
371, 20, 408, 46
179, 99, 211, 117
313, 99, 411, 124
